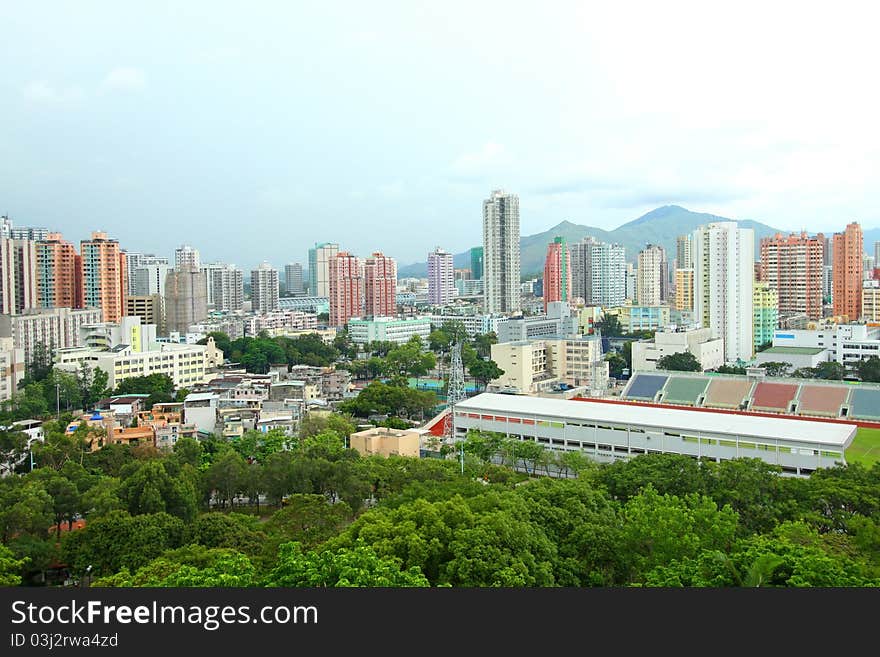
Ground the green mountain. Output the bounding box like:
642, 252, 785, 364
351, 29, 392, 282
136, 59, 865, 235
397, 205, 783, 278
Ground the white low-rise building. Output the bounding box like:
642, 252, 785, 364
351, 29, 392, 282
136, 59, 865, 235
427, 313, 508, 338
773, 324, 880, 365
56, 342, 207, 389
454, 393, 855, 476
348, 317, 432, 345
631, 326, 724, 372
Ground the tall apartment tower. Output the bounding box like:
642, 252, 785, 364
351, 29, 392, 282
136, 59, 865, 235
759, 232, 824, 320
205, 263, 244, 312
308, 243, 339, 298
693, 222, 755, 363
364, 252, 397, 318
80, 231, 126, 323
470, 247, 484, 281
36, 233, 78, 309
676, 234, 693, 269
427, 247, 455, 305
284, 263, 304, 296
832, 222, 863, 321
0, 238, 38, 315
174, 245, 201, 271
542, 237, 570, 312
593, 242, 627, 308
251, 263, 280, 313
329, 252, 364, 327
674, 269, 694, 312
637, 244, 665, 306
164, 268, 208, 335
483, 190, 521, 314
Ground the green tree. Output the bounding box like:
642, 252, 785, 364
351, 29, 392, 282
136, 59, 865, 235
814, 361, 846, 380
856, 356, 880, 383
263, 494, 352, 550
468, 359, 504, 390
594, 313, 623, 337
656, 352, 701, 372
384, 337, 436, 378
264, 541, 429, 587
117, 459, 198, 520
205, 449, 248, 508
605, 351, 627, 379
760, 361, 792, 377
473, 332, 498, 359
185, 513, 267, 555
93, 545, 256, 587
0, 479, 53, 542
0, 543, 27, 586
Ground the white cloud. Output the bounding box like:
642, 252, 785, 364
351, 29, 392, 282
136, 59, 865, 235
451, 142, 510, 176
102, 67, 146, 92
22, 80, 85, 106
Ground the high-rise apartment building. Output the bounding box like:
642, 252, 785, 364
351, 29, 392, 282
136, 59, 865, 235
674, 269, 694, 312
470, 247, 484, 281
759, 232, 824, 321
594, 242, 627, 308
832, 222, 863, 321
308, 243, 339, 298
483, 190, 521, 314
693, 222, 755, 363
174, 245, 201, 271
80, 232, 126, 323
753, 282, 778, 351
329, 252, 363, 327
204, 263, 244, 312
569, 237, 595, 302
251, 263, 280, 313
427, 247, 455, 305
164, 268, 208, 335
364, 252, 396, 318
676, 234, 693, 270
542, 237, 570, 312
284, 263, 304, 296
0, 238, 38, 315
637, 244, 665, 306
36, 233, 78, 309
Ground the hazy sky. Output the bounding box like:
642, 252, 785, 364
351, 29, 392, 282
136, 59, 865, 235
2, 1, 879, 270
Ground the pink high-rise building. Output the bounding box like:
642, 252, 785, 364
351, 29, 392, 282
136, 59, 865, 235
329, 252, 364, 327
427, 247, 455, 305
760, 231, 824, 320
80, 231, 127, 323
542, 237, 570, 312
833, 222, 863, 321
36, 233, 79, 310
364, 252, 397, 318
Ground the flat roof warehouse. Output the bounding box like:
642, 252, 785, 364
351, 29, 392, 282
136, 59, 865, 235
455, 393, 855, 448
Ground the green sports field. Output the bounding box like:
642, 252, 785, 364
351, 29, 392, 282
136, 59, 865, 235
846, 427, 880, 466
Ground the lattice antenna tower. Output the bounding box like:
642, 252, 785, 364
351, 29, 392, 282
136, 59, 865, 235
443, 341, 467, 440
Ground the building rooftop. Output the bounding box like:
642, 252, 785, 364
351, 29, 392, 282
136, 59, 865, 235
760, 347, 826, 355
456, 393, 855, 447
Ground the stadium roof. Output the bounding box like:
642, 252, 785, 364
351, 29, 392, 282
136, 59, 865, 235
456, 393, 855, 447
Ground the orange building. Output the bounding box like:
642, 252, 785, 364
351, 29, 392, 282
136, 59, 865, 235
832, 222, 863, 321
543, 237, 570, 312
80, 231, 127, 322
36, 233, 79, 309
329, 252, 363, 327
363, 252, 396, 318
760, 231, 824, 320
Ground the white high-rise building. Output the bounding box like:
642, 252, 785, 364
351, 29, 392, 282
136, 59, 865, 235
284, 263, 304, 296
175, 245, 201, 271
251, 263, 280, 313
427, 247, 455, 305
483, 190, 521, 314
308, 243, 339, 298
637, 244, 665, 306
693, 222, 755, 364
595, 243, 628, 308
204, 263, 244, 312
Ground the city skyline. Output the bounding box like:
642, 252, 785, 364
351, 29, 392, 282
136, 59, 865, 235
3, 3, 880, 269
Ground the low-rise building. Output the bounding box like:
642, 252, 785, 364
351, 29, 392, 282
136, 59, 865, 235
0, 307, 103, 365
754, 346, 827, 370
496, 302, 578, 343
630, 326, 724, 373
0, 336, 25, 403
55, 341, 207, 389
183, 392, 219, 435
244, 310, 318, 336
772, 324, 880, 366
489, 334, 608, 395
427, 313, 507, 338
349, 427, 421, 458
347, 316, 432, 345
609, 305, 671, 333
